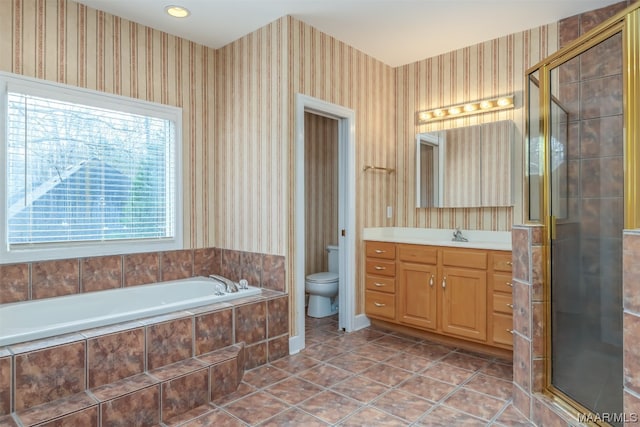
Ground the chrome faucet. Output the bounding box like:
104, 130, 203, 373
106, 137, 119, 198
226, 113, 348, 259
209, 274, 239, 293
452, 227, 468, 242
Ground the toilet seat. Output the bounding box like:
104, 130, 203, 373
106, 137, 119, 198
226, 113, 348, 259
306, 272, 338, 283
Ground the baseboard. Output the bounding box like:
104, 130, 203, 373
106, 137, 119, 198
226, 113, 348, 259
289, 334, 304, 355
353, 314, 371, 331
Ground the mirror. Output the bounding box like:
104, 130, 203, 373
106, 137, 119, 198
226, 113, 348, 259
416, 120, 514, 208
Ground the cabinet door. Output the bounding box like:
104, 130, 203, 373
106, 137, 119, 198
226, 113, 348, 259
441, 267, 487, 341
398, 262, 438, 331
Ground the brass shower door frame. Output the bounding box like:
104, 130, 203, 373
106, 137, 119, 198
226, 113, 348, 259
525, 3, 640, 422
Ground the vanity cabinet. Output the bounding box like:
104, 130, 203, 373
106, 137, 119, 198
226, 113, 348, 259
364, 241, 396, 321
488, 252, 514, 349
365, 240, 512, 353
398, 244, 438, 330
439, 249, 487, 341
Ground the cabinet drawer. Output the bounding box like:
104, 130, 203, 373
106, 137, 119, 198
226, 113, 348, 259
492, 273, 514, 294
365, 275, 396, 293
492, 252, 513, 272
366, 241, 396, 260
365, 291, 395, 320
443, 249, 487, 269
493, 292, 514, 314
492, 313, 514, 346
398, 244, 437, 264
366, 259, 396, 277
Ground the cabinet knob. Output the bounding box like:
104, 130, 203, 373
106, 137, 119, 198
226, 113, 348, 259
442, 276, 447, 289
429, 275, 434, 287
374, 282, 385, 287
374, 266, 386, 271
374, 302, 386, 307
375, 249, 386, 254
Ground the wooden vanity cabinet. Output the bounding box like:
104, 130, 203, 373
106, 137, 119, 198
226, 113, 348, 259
365, 240, 513, 354
488, 252, 514, 349
398, 244, 438, 331
364, 241, 397, 321
440, 248, 488, 341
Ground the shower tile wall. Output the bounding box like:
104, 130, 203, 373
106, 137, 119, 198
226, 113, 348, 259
558, 0, 625, 348
511, 2, 635, 422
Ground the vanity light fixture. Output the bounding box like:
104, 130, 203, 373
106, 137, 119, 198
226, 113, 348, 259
416, 94, 514, 124
165, 5, 191, 18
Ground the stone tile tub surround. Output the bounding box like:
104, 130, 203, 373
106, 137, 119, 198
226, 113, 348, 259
0, 246, 286, 304
0, 290, 289, 424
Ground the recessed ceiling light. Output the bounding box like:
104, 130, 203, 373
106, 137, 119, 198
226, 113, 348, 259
165, 5, 190, 18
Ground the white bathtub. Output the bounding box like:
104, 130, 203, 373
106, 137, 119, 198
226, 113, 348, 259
0, 276, 261, 347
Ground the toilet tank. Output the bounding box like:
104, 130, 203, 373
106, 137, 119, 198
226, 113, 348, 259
326, 245, 339, 274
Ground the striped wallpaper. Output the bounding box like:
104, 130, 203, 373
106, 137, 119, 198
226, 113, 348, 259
442, 125, 482, 207
2, 0, 563, 323
0, 0, 217, 249
289, 17, 397, 313
304, 112, 339, 276
215, 16, 397, 315
395, 25, 559, 230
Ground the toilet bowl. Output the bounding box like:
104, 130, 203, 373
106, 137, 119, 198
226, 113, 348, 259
305, 245, 339, 318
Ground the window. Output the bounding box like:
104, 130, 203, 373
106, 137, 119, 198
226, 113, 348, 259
0, 73, 182, 262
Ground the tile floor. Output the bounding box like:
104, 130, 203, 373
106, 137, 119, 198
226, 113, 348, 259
164, 315, 533, 426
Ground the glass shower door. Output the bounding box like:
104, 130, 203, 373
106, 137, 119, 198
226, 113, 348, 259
548, 31, 624, 420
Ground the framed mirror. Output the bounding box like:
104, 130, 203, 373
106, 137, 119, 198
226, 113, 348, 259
416, 120, 514, 208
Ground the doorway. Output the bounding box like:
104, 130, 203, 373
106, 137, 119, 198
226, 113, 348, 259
291, 94, 356, 354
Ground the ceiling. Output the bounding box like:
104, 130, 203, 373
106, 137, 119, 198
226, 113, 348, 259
76, 0, 620, 67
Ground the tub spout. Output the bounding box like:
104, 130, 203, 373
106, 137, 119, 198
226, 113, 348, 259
208, 274, 239, 293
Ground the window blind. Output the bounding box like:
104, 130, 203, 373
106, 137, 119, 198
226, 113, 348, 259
6, 92, 176, 246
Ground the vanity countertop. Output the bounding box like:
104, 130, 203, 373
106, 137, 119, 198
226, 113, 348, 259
363, 227, 512, 251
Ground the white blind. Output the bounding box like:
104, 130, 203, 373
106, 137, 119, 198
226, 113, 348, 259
6, 91, 176, 246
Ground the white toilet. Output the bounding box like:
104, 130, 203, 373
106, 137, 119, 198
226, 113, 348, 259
306, 245, 339, 318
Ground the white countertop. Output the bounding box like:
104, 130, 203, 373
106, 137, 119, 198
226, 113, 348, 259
363, 227, 512, 251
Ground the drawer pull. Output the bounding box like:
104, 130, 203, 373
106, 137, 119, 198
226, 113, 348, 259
374, 266, 386, 271
507, 261, 513, 266
506, 282, 513, 287
375, 249, 386, 254
506, 303, 514, 309
442, 276, 447, 289
507, 329, 514, 334
429, 274, 434, 287
374, 302, 386, 307
374, 282, 386, 287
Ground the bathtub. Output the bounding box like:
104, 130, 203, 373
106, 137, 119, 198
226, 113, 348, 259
0, 276, 261, 347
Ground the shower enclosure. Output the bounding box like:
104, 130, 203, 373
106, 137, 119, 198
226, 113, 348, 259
527, 4, 640, 423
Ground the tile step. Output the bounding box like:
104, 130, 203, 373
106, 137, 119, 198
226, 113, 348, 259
11, 344, 245, 427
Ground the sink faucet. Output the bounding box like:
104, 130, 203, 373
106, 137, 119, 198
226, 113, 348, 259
452, 227, 468, 242
209, 274, 239, 293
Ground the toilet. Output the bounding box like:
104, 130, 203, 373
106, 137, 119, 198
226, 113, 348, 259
306, 245, 339, 318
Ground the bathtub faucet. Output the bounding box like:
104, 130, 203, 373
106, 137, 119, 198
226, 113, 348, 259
208, 274, 239, 293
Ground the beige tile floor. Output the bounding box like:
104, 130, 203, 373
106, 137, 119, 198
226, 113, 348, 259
166, 315, 533, 426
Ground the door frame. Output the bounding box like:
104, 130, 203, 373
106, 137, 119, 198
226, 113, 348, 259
289, 94, 356, 354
